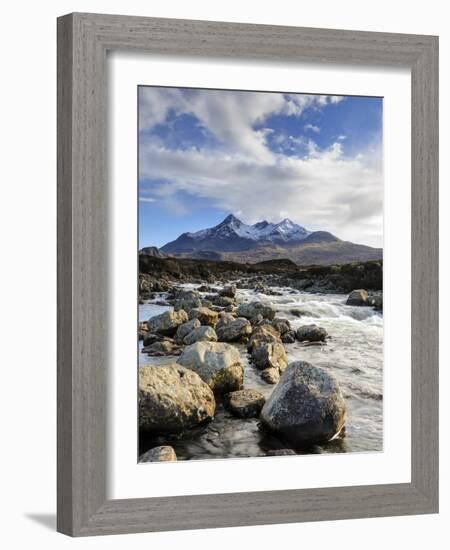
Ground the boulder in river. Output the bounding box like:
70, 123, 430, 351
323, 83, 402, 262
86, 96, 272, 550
247, 324, 281, 352
281, 330, 296, 344
260, 361, 347, 447
368, 294, 383, 311
174, 318, 201, 343
236, 301, 276, 321
224, 389, 266, 418
147, 309, 189, 336
346, 289, 369, 306
251, 341, 288, 372
216, 317, 252, 342
189, 307, 219, 327
139, 364, 215, 433
139, 445, 177, 462
177, 341, 244, 394
295, 324, 327, 343
220, 285, 237, 298
271, 318, 291, 335
143, 339, 179, 356
213, 295, 235, 308
183, 325, 218, 345
261, 367, 280, 385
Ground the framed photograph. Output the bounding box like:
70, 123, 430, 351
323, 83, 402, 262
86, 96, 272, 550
57, 13, 438, 536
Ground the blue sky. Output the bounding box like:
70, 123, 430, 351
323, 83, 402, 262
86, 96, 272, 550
139, 87, 383, 248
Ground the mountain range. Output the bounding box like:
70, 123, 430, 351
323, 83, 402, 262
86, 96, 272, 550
142, 214, 382, 266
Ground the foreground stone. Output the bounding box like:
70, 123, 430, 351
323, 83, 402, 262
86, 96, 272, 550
183, 325, 218, 345
139, 365, 215, 433
224, 389, 266, 418
251, 341, 288, 372
247, 324, 280, 352
260, 361, 346, 447
295, 324, 328, 343
147, 309, 189, 336
189, 307, 219, 326
139, 446, 177, 462
174, 318, 201, 343
261, 367, 280, 385
271, 318, 291, 335
346, 289, 369, 306
216, 317, 252, 342
177, 341, 244, 394
236, 302, 276, 321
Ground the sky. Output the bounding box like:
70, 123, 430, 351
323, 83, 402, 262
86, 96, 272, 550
138, 86, 383, 248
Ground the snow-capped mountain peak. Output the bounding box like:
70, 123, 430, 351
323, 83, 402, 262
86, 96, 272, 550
185, 214, 310, 244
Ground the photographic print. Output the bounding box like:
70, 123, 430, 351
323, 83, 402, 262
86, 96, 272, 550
138, 86, 383, 463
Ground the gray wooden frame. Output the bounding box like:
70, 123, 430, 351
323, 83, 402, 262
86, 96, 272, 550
57, 12, 439, 537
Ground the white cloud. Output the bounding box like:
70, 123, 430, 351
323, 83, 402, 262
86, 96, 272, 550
138, 88, 382, 247
139, 197, 156, 203
304, 123, 320, 133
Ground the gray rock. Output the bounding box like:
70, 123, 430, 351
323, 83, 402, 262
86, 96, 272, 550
236, 302, 276, 321
296, 324, 328, 342
177, 341, 244, 394
247, 324, 281, 352
368, 294, 383, 311
216, 312, 236, 330
220, 285, 237, 298
139, 365, 215, 433
143, 340, 178, 356
216, 317, 252, 342
261, 367, 280, 384
251, 341, 288, 372
281, 330, 296, 344
260, 361, 347, 446
147, 309, 189, 336
188, 307, 219, 327
183, 325, 218, 345
174, 318, 201, 343
224, 389, 266, 418
346, 289, 369, 306
139, 446, 177, 462
213, 295, 235, 307
173, 297, 203, 313
271, 318, 291, 335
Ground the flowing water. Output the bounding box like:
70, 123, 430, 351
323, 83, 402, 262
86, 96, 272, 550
139, 285, 383, 460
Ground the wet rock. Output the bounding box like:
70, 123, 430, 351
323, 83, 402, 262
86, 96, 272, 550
281, 330, 296, 344
216, 317, 252, 342
138, 321, 149, 341
260, 361, 347, 446
139, 364, 215, 433
177, 341, 244, 394
250, 313, 265, 326
271, 318, 291, 335
147, 309, 189, 336
189, 307, 219, 327
183, 325, 218, 345
296, 324, 327, 343
251, 341, 288, 372
224, 389, 266, 418
139, 445, 177, 462
247, 324, 281, 352
261, 367, 280, 384
143, 339, 179, 356
236, 301, 276, 321
174, 318, 201, 344
368, 294, 383, 311
213, 295, 235, 308
220, 285, 236, 298
346, 289, 369, 306
142, 333, 160, 347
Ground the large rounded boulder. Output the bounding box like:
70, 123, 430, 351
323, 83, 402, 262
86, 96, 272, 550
177, 341, 244, 394
295, 324, 327, 343
147, 309, 189, 336
183, 325, 218, 345
236, 301, 276, 321
346, 289, 369, 306
216, 317, 252, 342
260, 361, 346, 447
139, 364, 215, 433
